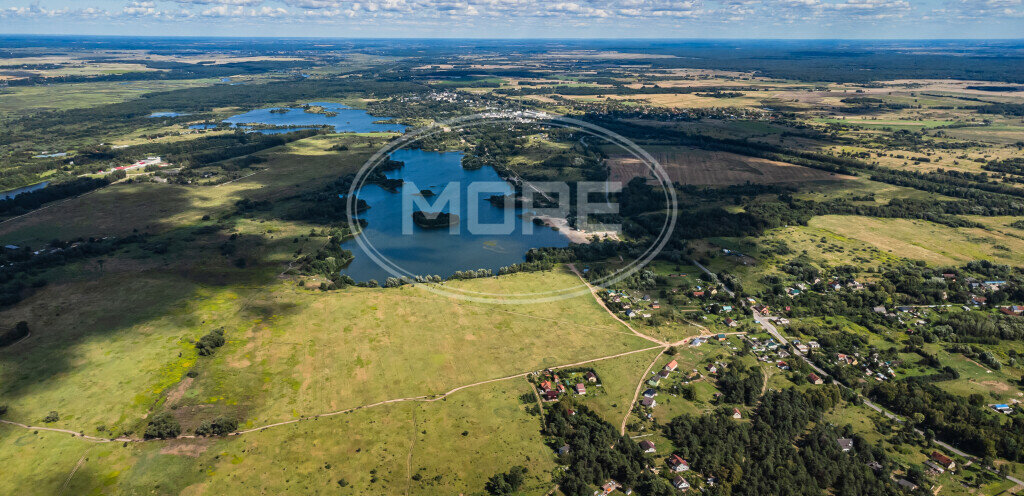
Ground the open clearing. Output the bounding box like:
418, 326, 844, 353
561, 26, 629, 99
808, 215, 1024, 266
0, 267, 651, 436
0, 379, 555, 495
606, 146, 851, 186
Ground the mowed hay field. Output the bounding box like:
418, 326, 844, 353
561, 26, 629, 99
0, 379, 555, 495
809, 215, 1024, 266
606, 146, 850, 186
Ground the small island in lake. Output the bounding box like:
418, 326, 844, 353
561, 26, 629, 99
412, 211, 459, 229
269, 108, 290, 114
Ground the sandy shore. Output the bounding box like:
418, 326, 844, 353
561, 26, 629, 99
533, 215, 619, 244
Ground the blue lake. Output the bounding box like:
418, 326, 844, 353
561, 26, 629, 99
1, 181, 50, 200
222, 102, 405, 134
149, 112, 187, 118
341, 149, 570, 282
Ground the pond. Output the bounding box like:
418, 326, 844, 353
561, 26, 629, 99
340, 149, 570, 282
1, 181, 50, 201
221, 102, 405, 134
149, 112, 188, 118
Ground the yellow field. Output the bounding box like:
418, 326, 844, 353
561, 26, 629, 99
809, 215, 1024, 266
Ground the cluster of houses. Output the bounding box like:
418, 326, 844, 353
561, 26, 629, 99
785, 278, 866, 298
690, 333, 729, 348
606, 290, 658, 319
535, 368, 599, 402
842, 437, 960, 490
740, 335, 796, 368
99, 156, 167, 174
638, 360, 706, 415
999, 305, 1024, 316
826, 349, 899, 382
690, 284, 722, 299
645, 360, 679, 391
872, 305, 932, 328
606, 442, 702, 493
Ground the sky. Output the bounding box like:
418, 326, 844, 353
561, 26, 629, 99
1, 0, 1023, 38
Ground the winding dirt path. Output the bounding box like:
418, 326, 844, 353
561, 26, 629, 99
568, 264, 667, 346
620, 346, 668, 435
2, 345, 663, 443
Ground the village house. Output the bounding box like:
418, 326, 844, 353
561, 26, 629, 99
993, 404, 1014, 414
896, 479, 918, 491
837, 438, 853, 452
724, 318, 737, 327
732, 408, 742, 419
669, 454, 690, 472
924, 461, 945, 475
1000, 306, 1024, 316
575, 383, 586, 395
643, 388, 657, 399
641, 397, 657, 408
597, 480, 620, 496
672, 476, 690, 491
639, 440, 656, 453
585, 371, 598, 383
931, 451, 956, 471
665, 360, 678, 372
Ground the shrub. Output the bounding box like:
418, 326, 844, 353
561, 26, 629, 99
194, 416, 238, 437
485, 466, 527, 495
143, 412, 181, 439
195, 328, 226, 356
42, 411, 59, 423
0, 321, 30, 347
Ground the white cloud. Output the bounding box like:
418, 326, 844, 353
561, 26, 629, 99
172, 0, 263, 5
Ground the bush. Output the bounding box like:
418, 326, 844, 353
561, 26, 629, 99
485, 466, 527, 495
0, 321, 29, 347
144, 412, 181, 439
194, 416, 238, 437
43, 411, 59, 423
195, 328, 226, 356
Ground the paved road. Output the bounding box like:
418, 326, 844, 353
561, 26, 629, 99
691, 259, 735, 297
751, 310, 1023, 487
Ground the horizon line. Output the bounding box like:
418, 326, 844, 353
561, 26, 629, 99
2, 33, 1024, 42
